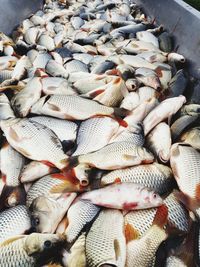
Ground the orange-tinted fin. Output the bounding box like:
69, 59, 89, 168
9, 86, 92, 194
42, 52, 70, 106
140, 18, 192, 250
125, 223, 140, 243
153, 204, 168, 228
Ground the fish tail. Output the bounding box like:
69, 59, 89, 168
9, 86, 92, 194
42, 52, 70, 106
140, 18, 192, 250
152, 204, 168, 228
0, 185, 26, 211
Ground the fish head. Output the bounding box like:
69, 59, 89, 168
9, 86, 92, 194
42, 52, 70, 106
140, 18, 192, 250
140, 187, 163, 208
24, 232, 66, 256
30, 196, 62, 234
74, 163, 91, 186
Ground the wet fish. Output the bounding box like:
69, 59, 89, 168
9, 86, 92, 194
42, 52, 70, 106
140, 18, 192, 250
143, 95, 186, 135
73, 141, 154, 170
146, 122, 171, 163
100, 162, 174, 195
170, 143, 200, 218
31, 95, 126, 120
80, 183, 163, 210
0, 118, 68, 170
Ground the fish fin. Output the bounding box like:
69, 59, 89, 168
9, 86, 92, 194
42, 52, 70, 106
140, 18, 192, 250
114, 239, 121, 260
123, 154, 136, 161
152, 204, 168, 228
124, 223, 140, 243
50, 182, 73, 193
0, 235, 25, 247
114, 107, 129, 118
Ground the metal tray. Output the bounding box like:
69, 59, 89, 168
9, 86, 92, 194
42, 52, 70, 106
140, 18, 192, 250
134, 0, 200, 78
0, 0, 43, 35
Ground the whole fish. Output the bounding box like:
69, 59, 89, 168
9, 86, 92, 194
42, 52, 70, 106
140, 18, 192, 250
86, 209, 126, 267
143, 95, 186, 135
30, 193, 76, 233
80, 183, 163, 210
73, 141, 154, 170
170, 143, 200, 218
0, 118, 68, 170
146, 122, 171, 163
63, 199, 100, 243
100, 162, 174, 195
72, 116, 119, 156
126, 205, 168, 267
0, 205, 31, 243
31, 95, 126, 120
0, 233, 66, 267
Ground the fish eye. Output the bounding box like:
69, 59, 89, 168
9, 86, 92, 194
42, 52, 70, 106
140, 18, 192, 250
32, 217, 40, 227
153, 193, 157, 198
44, 240, 52, 248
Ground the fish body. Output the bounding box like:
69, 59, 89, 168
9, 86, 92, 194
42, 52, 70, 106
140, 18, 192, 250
143, 95, 186, 135
81, 183, 163, 210
170, 143, 200, 218
0, 118, 68, 170
86, 209, 126, 267
73, 116, 119, 156
31, 95, 119, 120
77, 141, 154, 170
0, 93, 15, 120
100, 162, 174, 195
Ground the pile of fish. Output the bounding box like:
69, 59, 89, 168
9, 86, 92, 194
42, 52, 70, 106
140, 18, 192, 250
0, 0, 200, 266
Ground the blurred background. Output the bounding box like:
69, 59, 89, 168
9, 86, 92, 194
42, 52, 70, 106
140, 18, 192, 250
185, 0, 200, 10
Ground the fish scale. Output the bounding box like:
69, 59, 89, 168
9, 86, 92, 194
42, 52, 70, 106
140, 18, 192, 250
0, 237, 35, 267
72, 116, 119, 156
0, 205, 31, 243
26, 175, 63, 207
101, 162, 174, 195
86, 209, 126, 267
29, 116, 78, 143
78, 141, 154, 170
65, 199, 101, 243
